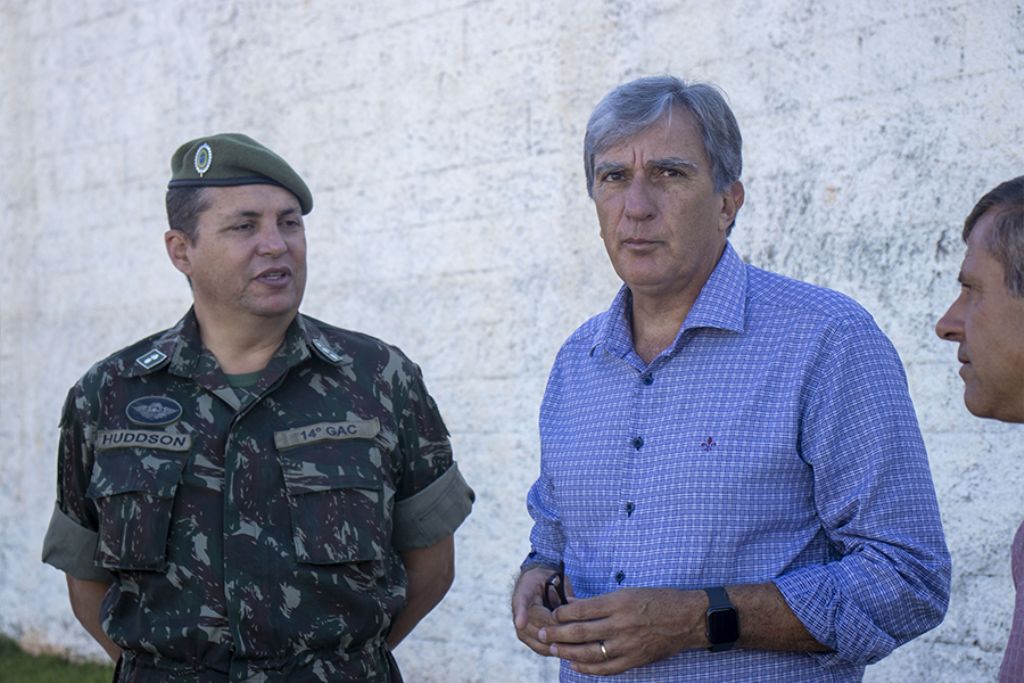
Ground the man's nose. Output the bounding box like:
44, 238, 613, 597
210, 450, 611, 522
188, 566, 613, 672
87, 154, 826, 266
935, 299, 964, 342
257, 224, 287, 255
623, 178, 656, 222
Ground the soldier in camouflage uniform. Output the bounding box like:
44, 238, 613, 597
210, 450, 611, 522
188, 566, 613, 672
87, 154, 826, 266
42, 133, 475, 682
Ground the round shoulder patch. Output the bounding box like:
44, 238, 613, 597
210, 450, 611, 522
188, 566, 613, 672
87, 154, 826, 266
194, 142, 213, 177
126, 396, 184, 426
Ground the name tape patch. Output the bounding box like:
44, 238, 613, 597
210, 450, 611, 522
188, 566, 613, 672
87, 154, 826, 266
97, 429, 192, 452
274, 418, 380, 450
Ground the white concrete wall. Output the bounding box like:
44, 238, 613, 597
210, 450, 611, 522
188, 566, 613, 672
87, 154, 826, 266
1, 1, 1022, 680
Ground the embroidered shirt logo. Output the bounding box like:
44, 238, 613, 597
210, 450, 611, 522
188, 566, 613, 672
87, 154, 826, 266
700, 436, 717, 452
126, 396, 183, 426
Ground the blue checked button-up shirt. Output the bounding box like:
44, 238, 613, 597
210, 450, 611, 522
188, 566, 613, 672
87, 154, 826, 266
526, 243, 950, 682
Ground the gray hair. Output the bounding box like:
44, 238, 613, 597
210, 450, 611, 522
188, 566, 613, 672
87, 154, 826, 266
165, 186, 210, 244
963, 175, 1024, 298
584, 75, 743, 198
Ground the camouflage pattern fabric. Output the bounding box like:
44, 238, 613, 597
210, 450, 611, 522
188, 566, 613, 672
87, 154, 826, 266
53, 309, 456, 682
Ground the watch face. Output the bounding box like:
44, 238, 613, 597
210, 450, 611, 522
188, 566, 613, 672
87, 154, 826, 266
707, 607, 740, 643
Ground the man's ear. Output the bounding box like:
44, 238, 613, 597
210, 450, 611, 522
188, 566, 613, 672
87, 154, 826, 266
165, 230, 193, 276
719, 180, 745, 232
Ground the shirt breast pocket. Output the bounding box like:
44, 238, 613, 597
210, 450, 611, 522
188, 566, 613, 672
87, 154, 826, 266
278, 442, 387, 566
85, 448, 187, 572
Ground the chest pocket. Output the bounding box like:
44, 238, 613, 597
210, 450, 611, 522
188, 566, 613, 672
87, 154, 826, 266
85, 445, 189, 571
276, 420, 388, 565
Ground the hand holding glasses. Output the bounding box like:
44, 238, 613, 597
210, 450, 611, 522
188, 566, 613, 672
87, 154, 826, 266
542, 561, 568, 610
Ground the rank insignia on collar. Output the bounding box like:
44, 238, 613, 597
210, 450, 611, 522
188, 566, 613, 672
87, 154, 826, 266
136, 349, 168, 369
312, 338, 342, 362
126, 396, 183, 426
194, 142, 212, 177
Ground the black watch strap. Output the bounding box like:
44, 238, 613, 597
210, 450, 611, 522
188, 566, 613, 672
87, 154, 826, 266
704, 586, 739, 652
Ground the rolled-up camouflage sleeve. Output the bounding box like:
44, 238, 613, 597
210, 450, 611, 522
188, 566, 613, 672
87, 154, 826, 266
41, 384, 112, 583
391, 360, 474, 551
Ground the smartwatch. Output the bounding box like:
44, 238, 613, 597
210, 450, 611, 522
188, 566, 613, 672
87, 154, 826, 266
704, 586, 739, 652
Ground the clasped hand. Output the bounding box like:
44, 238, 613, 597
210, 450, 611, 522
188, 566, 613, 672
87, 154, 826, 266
512, 568, 705, 676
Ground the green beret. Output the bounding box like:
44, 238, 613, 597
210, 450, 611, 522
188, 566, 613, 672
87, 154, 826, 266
168, 133, 313, 214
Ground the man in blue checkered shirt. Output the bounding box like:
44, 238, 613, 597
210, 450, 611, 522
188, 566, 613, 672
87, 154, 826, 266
511, 75, 950, 681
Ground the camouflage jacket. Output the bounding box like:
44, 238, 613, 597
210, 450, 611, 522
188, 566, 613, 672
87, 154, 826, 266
43, 309, 473, 682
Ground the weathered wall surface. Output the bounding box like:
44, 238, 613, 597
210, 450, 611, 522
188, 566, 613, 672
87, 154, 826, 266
1, 1, 1022, 680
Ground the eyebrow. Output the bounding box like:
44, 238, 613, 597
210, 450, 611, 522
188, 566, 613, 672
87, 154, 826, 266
594, 157, 700, 177
594, 161, 627, 177
648, 157, 699, 171
225, 206, 301, 220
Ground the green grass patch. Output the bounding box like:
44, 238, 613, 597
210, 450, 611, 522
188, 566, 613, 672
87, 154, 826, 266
0, 635, 114, 683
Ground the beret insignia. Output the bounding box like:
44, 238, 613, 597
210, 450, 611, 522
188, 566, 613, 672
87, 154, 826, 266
194, 142, 213, 177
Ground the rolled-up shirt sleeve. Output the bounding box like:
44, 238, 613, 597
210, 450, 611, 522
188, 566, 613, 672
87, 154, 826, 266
41, 384, 112, 583
391, 357, 474, 551
524, 466, 564, 571
775, 318, 951, 665
42, 503, 112, 582
522, 356, 567, 572
393, 463, 474, 551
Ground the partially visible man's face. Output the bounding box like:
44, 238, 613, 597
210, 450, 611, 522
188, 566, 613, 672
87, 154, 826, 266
591, 107, 742, 305
168, 184, 307, 325
936, 209, 1024, 422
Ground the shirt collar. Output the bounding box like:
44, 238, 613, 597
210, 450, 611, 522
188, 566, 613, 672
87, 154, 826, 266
122, 308, 201, 378
683, 241, 747, 334
123, 309, 343, 378
294, 314, 347, 366
591, 242, 748, 357
592, 285, 635, 358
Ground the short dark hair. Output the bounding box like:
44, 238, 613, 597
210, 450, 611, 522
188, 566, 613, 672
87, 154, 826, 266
165, 186, 210, 243
963, 176, 1024, 298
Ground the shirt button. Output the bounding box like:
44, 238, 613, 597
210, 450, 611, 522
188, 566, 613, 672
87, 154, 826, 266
642, 374, 654, 385
625, 501, 635, 516
632, 436, 644, 450
615, 570, 626, 584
